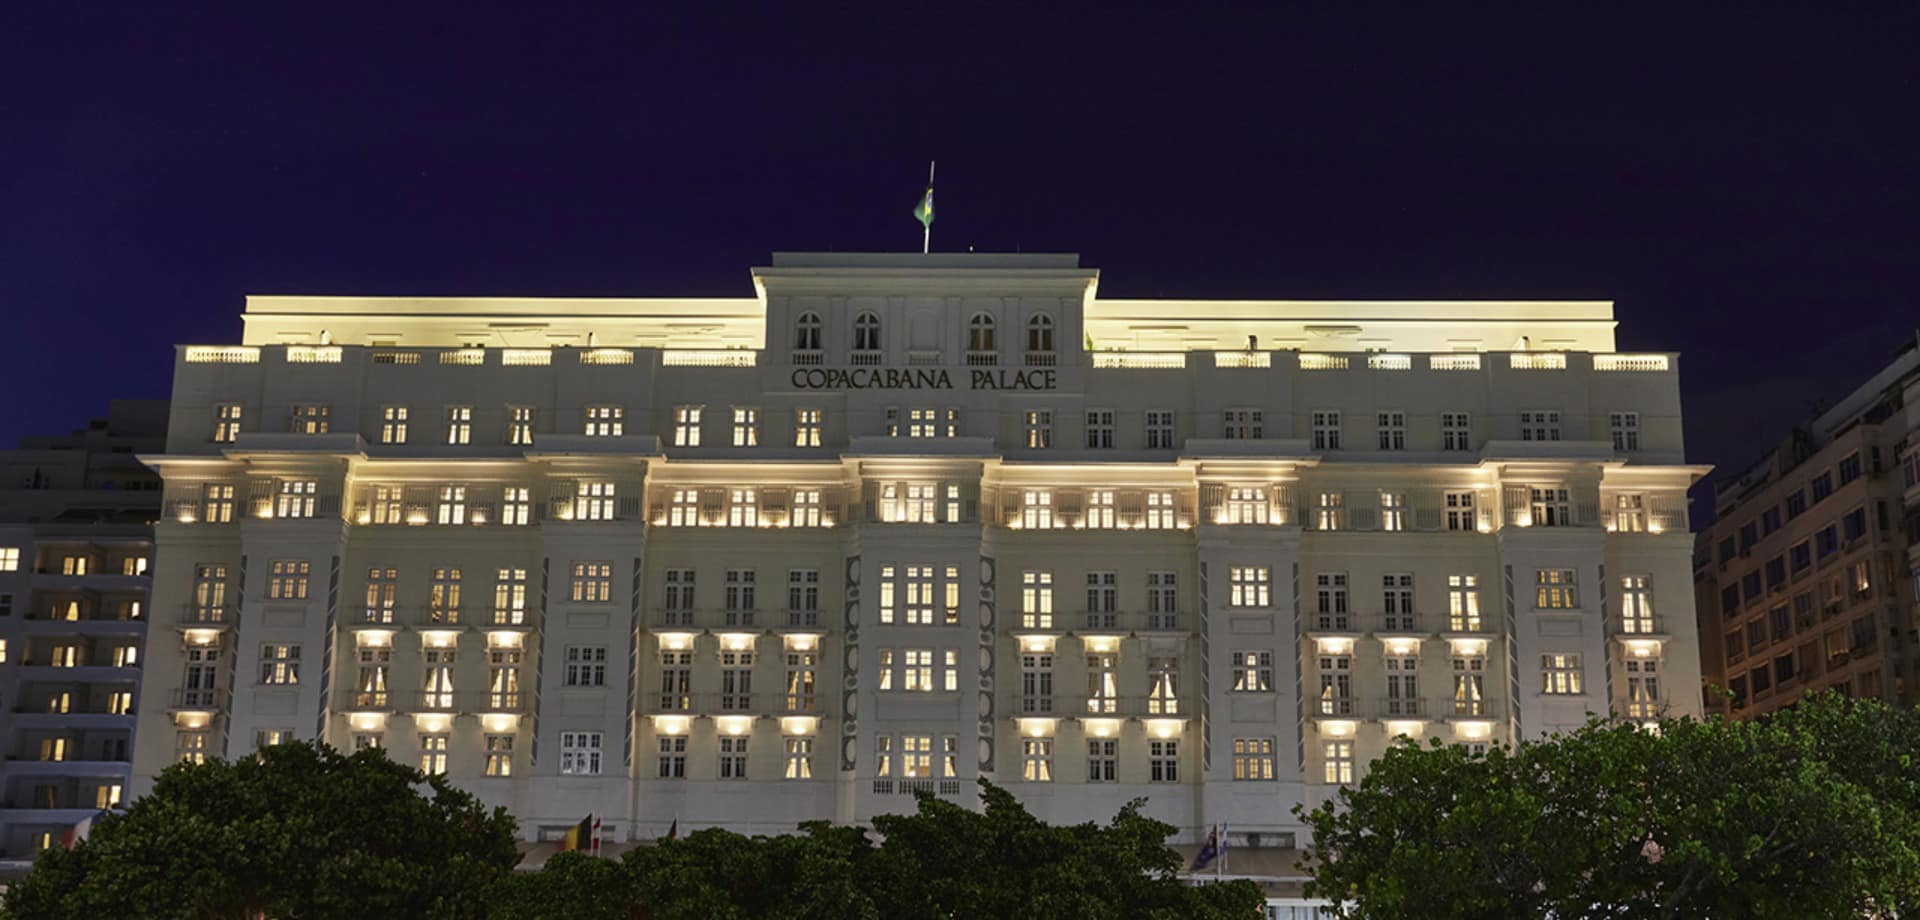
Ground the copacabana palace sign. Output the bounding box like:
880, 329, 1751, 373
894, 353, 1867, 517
790, 367, 1057, 390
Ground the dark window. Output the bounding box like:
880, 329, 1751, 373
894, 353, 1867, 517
1816, 526, 1839, 558
1717, 538, 1736, 565
1789, 541, 1811, 572
1721, 585, 1741, 615
1738, 522, 1758, 553
1773, 653, 1795, 684
1764, 556, 1786, 589
1769, 604, 1791, 639
1811, 472, 1833, 503
1760, 507, 1782, 535
1741, 571, 1762, 599
1837, 452, 1861, 486
1842, 507, 1867, 542
1750, 665, 1772, 693
1785, 489, 1807, 519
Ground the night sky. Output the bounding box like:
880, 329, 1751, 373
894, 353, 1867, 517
3, 6, 1915, 505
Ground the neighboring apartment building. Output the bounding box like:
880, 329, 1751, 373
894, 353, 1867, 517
1694, 333, 1920, 718
0, 401, 164, 861
129, 252, 1702, 854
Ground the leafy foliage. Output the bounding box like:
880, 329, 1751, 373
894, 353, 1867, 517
4, 742, 1258, 919
4, 740, 519, 919
1295, 692, 1920, 918
488, 782, 1263, 920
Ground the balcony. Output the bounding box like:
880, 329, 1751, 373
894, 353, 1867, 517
1377, 613, 1425, 635
790, 349, 824, 366
1313, 696, 1357, 717
1444, 698, 1505, 720
486, 610, 533, 630
1024, 352, 1057, 368
334, 690, 395, 713
403, 691, 527, 714
783, 610, 822, 628
662, 350, 756, 368
641, 692, 825, 718
1376, 697, 1426, 719
1444, 616, 1491, 635
1081, 611, 1122, 633
168, 688, 226, 714
849, 350, 882, 367
177, 604, 231, 628
408, 605, 469, 629
965, 351, 998, 367
1310, 614, 1357, 634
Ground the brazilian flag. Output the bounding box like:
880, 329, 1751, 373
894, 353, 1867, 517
913, 185, 934, 229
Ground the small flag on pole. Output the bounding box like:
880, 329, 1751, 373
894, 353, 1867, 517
1189, 825, 1219, 871
664, 817, 679, 840
913, 162, 935, 253
59, 812, 98, 849
558, 814, 592, 852
591, 816, 603, 856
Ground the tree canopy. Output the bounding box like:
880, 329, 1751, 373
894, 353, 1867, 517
1296, 692, 1920, 918
2, 741, 1261, 919
4, 741, 519, 919
489, 782, 1263, 919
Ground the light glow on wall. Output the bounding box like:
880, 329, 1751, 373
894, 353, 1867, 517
1624, 639, 1662, 658
175, 712, 211, 729
1083, 636, 1119, 654
1019, 718, 1056, 738
1385, 719, 1425, 738
356, 630, 395, 648
1319, 719, 1357, 738
182, 629, 222, 647
1455, 721, 1493, 741
487, 631, 524, 648
1145, 718, 1183, 739
480, 713, 518, 733
1315, 636, 1356, 655
1018, 635, 1056, 654
657, 632, 695, 651
716, 715, 753, 736
653, 715, 691, 735
414, 713, 453, 733
1084, 718, 1120, 738
348, 712, 388, 732
779, 716, 817, 736
1446, 637, 1488, 657
1382, 637, 1420, 656
717, 633, 756, 652
420, 630, 459, 648
783, 634, 819, 652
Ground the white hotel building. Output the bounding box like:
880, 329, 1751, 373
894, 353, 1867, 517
130, 252, 1703, 849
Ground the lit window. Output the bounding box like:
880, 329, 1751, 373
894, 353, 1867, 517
1452, 655, 1486, 715
1542, 653, 1584, 694
1145, 491, 1177, 530
274, 480, 317, 519
380, 406, 409, 444
1380, 491, 1406, 531
501, 487, 531, 526
673, 406, 703, 447
732, 407, 759, 446
1233, 737, 1276, 780
291, 403, 330, 435
1448, 574, 1481, 631
484, 735, 514, 777
1020, 490, 1054, 529
1085, 490, 1116, 529
1021, 571, 1054, 629
584, 405, 624, 437
269, 560, 311, 601
1535, 569, 1578, 609
578, 481, 616, 521
0, 548, 19, 572
436, 485, 467, 525
1023, 738, 1053, 782
1445, 490, 1476, 531
445, 405, 472, 444
1231, 651, 1273, 692
1613, 493, 1646, 532
795, 408, 823, 447
728, 488, 759, 527
507, 406, 534, 445
1229, 567, 1270, 608
570, 562, 612, 603
1226, 487, 1267, 525
784, 737, 813, 779
419, 735, 448, 775
212, 403, 243, 443
1024, 411, 1053, 449
1323, 741, 1354, 784
1529, 487, 1571, 527
259, 644, 300, 685
1621, 575, 1655, 633
1315, 491, 1343, 531
792, 489, 823, 527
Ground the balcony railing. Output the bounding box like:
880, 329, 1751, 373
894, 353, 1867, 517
1379, 613, 1422, 633
662, 350, 757, 368
1090, 351, 1185, 369
1314, 696, 1357, 717
1428, 354, 1481, 371
170, 688, 223, 711
790, 349, 823, 366
178, 604, 229, 625
643, 692, 824, 717
965, 351, 998, 367
1082, 611, 1121, 632
1377, 697, 1426, 718
849, 351, 882, 366
1594, 354, 1670, 372
404, 691, 527, 713
1024, 352, 1057, 367
1508, 352, 1567, 370
784, 610, 821, 628
1446, 616, 1488, 633
1312, 614, 1355, 632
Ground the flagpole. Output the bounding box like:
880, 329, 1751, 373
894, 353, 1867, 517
923, 161, 935, 254
1215, 824, 1223, 881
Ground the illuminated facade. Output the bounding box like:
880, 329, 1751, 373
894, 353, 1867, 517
0, 401, 164, 860
1694, 334, 1920, 718
130, 253, 1702, 848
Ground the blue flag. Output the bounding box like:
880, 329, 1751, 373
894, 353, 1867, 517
1190, 825, 1219, 871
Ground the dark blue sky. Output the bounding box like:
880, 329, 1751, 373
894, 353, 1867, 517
2, 5, 1915, 489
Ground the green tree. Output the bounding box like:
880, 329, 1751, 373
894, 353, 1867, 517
1296, 693, 1920, 918
487, 850, 640, 920
4, 741, 519, 920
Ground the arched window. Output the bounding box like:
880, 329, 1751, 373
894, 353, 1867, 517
853, 312, 881, 352
968, 313, 996, 352
1026, 313, 1055, 353
794, 312, 822, 351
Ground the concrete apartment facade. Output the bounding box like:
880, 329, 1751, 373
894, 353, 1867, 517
1694, 334, 1920, 718
0, 401, 164, 860
129, 253, 1703, 851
